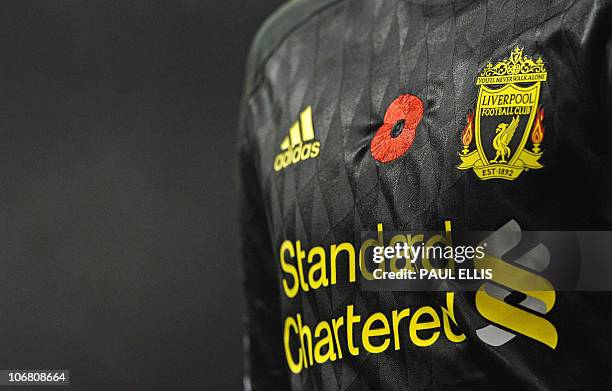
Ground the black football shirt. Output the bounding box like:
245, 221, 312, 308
237, 0, 612, 389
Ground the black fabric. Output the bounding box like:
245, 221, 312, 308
238, 0, 612, 389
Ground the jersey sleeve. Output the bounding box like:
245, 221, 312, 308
237, 68, 290, 391
237, 3, 339, 388
606, 29, 612, 223
593, 2, 612, 223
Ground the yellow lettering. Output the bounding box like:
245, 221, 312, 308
362, 312, 391, 354
409, 306, 441, 347
280, 240, 299, 299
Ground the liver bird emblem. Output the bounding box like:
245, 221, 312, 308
491, 115, 520, 163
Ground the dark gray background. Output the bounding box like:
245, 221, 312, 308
0, 1, 282, 389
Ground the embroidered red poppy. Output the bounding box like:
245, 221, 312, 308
370, 94, 424, 163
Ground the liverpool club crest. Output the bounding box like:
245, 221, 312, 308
457, 47, 546, 180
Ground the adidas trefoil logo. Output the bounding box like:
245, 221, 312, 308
274, 106, 320, 172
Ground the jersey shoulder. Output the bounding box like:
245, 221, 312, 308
243, 0, 343, 96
